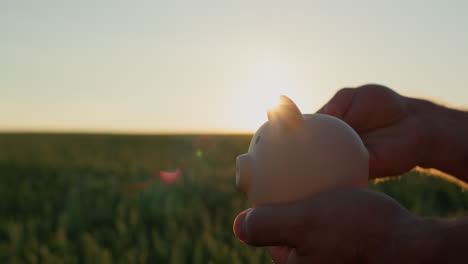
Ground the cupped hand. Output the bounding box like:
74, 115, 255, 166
233, 189, 418, 264
317, 84, 430, 178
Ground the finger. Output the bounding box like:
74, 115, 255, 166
317, 88, 356, 120
365, 144, 382, 179
233, 204, 309, 247
285, 248, 300, 264
268, 246, 293, 264
233, 208, 251, 244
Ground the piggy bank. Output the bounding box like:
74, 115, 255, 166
235, 95, 369, 206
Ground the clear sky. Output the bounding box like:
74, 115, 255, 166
1, 0, 467, 133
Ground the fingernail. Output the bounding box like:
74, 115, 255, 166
233, 208, 252, 243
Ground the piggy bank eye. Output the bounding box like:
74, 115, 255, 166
255, 135, 261, 144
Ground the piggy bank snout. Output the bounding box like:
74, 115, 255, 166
236, 154, 252, 192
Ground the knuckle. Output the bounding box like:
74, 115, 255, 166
335, 87, 354, 97
357, 84, 392, 94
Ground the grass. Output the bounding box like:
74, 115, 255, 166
0, 133, 467, 263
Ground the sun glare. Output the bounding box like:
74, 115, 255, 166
231, 62, 298, 132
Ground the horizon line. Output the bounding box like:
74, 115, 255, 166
0, 128, 254, 136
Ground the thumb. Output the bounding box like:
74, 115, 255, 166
317, 87, 356, 119
233, 205, 306, 247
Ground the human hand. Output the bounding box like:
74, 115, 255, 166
317, 84, 431, 178
233, 189, 418, 264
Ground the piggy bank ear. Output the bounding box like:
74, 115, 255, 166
267, 95, 303, 129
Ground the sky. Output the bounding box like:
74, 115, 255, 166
1, 0, 467, 133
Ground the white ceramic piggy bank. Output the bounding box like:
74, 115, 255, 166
236, 95, 369, 206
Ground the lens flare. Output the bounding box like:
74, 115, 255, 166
123, 168, 182, 195
160, 168, 181, 184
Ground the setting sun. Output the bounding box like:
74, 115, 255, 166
230, 62, 299, 132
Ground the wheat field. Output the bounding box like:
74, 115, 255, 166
1, 133, 467, 263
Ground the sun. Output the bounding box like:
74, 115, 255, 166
246, 85, 283, 115
232, 62, 297, 132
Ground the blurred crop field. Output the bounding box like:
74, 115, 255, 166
1, 133, 467, 263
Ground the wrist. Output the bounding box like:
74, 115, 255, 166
406, 96, 468, 181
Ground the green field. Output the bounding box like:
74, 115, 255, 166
1, 133, 467, 263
